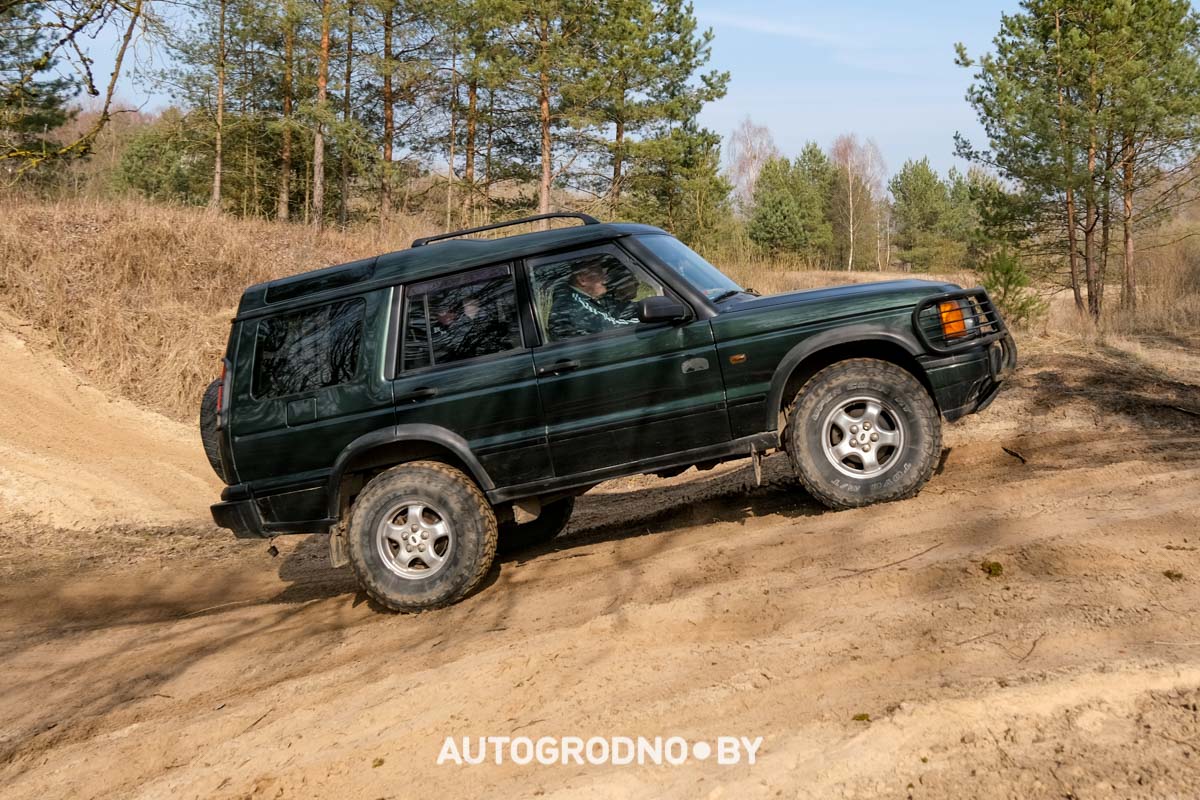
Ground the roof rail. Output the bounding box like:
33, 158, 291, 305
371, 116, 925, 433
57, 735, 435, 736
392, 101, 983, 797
411, 212, 601, 248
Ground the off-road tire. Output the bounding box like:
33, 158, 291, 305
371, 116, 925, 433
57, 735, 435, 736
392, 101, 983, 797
785, 359, 941, 510
498, 497, 575, 555
199, 378, 225, 480
346, 461, 497, 612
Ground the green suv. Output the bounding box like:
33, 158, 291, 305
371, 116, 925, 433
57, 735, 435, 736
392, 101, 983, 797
203, 213, 1016, 611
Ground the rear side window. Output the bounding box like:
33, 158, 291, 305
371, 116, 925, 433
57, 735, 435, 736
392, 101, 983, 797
252, 298, 365, 399
400, 264, 522, 372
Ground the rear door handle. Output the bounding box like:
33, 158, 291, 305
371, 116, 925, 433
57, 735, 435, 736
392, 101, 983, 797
395, 387, 439, 403
536, 359, 580, 377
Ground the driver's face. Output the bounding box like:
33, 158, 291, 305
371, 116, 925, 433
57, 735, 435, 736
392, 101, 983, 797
574, 266, 607, 298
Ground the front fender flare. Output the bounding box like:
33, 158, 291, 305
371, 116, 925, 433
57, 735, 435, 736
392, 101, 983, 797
326, 424, 495, 518
763, 324, 924, 432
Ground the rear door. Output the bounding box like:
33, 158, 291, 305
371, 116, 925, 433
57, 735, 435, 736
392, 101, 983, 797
390, 263, 552, 487
525, 244, 731, 477
229, 290, 394, 521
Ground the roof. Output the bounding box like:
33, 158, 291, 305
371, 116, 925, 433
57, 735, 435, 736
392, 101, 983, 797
235, 222, 667, 318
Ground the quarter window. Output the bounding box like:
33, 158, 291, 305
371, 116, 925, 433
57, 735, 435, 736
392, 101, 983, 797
252, 298, 365, 399
400, 264, 522, 372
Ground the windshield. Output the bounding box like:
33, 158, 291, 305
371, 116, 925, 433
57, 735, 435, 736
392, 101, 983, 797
635, 235, 742, 301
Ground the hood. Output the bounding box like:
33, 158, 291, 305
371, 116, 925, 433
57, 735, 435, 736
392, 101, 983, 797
709, 278, 962, 342
719, 279, 959, 314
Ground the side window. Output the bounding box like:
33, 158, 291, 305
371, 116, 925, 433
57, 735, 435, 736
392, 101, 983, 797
252, 298, 364, 399
400, 264, 522, 372
529, 249, 663, 343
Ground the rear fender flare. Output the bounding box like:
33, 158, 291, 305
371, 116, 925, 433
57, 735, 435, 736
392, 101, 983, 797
326, 424, 494, 518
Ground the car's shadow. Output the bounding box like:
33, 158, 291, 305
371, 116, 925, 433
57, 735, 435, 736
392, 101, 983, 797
271, 453, 818, 606
502, 453, 818, 564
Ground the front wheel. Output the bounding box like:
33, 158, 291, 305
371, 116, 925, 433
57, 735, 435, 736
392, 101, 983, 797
346, 461, 497, 612
786, 359, 941, 510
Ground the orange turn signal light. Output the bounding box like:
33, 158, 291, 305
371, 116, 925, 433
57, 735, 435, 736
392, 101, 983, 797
938, 301, 967, 338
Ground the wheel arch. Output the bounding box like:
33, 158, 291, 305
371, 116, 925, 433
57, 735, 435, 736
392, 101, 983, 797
765, 326, 936, 432
327, 425, 495, 519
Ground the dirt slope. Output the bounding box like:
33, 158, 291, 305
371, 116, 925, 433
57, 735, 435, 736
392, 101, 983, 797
0, 315, 220, 530
1, 333, 1199, 799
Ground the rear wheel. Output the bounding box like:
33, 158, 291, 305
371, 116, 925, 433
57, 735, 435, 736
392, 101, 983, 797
498, 497, 574, 555
786, 359, 941, 510
199, 378, 225, 480
346, 461, 497, 612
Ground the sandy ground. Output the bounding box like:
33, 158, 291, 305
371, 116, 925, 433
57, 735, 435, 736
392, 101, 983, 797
0, 312, 220, 531
1, 321, 1199, 799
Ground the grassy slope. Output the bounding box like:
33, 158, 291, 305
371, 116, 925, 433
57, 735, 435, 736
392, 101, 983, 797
0, 198, 409, 419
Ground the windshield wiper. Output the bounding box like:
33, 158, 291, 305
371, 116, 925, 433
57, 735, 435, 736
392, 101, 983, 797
710, 289, 743, 304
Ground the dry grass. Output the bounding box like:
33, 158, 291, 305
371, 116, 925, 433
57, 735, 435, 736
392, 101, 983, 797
1109, 236, 1200, 336
1031, 234, 1200, 345
0, 196, 436, 419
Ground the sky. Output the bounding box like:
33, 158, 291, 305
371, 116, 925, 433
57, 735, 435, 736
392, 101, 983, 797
91, 0, 1020, 179
691, 0, 1015, 176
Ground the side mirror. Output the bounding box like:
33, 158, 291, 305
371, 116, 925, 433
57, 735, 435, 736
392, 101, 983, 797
637, 295, 691, 324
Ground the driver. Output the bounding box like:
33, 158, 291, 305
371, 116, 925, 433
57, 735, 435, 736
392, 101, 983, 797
548, 257, 637, 340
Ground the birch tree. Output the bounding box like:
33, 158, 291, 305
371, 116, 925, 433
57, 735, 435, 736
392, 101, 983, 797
726, 117, 779, 216
830, 133, 884, 271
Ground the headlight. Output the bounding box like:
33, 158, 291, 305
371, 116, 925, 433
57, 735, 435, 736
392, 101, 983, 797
959, 298, 979, 333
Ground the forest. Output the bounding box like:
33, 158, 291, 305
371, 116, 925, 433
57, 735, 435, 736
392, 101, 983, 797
3, 0, 1200, 327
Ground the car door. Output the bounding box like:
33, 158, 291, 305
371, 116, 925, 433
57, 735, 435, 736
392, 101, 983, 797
526, 244, 731, 477
229, 290, 394, 521
390, 263, 552, 488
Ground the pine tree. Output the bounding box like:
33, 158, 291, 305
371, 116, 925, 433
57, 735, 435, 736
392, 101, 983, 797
2, 1, 145, 176
0, 3, 77, 171
957, 0, 1200, 319
746, 146, 832, 263
889, 158, 952, 270
747, 157, 805, 255
277, 0, 299, 221
210, 0, 227, 207
493, 0, 593, 221
583, 0, 727, 214
624, 122, 731, 249
311, 0, 332, 227
117, 0, 734, 235
795, 142, 836, 267
1104, 0, 1200, 310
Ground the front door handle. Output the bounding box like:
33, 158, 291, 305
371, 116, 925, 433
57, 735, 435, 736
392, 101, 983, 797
536, 359, 581, 377
395, 387, 439, 403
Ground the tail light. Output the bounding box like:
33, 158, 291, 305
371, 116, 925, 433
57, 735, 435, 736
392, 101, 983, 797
938, 301, 968, 338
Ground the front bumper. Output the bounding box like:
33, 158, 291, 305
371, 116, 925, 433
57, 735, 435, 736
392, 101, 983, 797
927, 331, 1018, 422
